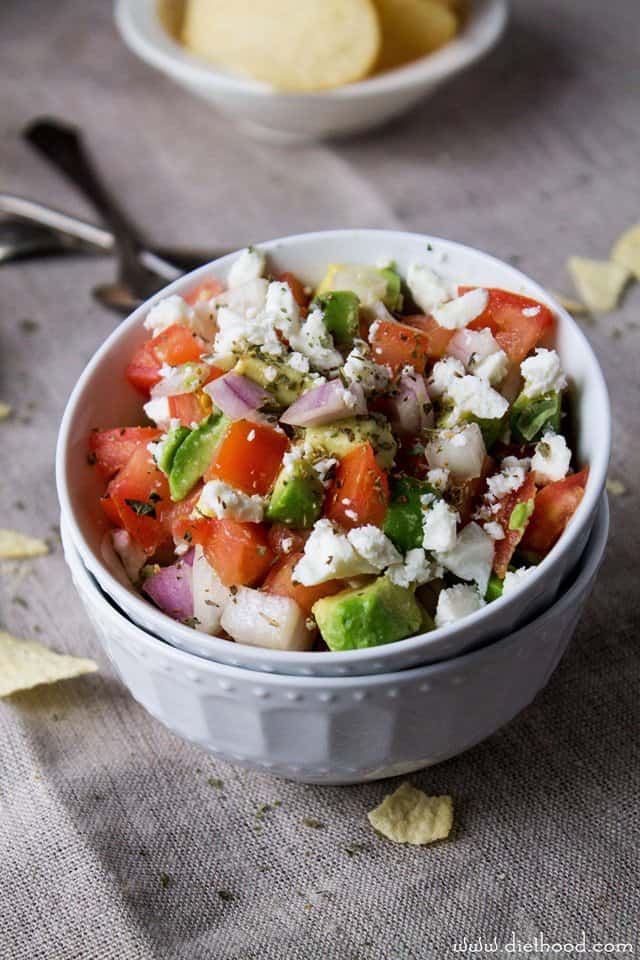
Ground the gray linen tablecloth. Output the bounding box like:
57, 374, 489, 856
1, 1, 639, 957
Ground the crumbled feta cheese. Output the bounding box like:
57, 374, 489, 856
144, 294, 191, 335
263, 280, 301, 338
531, 432, 571, 484
435, 584, 485, 628
486, 457, 530, 501
211, 278, 270, 355
293, 519, 376, 586
425, 423, 486, 482
287, 351, 310, 373
347, 526, 402, 571
502, 566, 533, 595
436, 522, 494, 595
227, 247, 265, 288
484, 521, 506, 541
263, 365, 278, 382
432, 288, 488, 330
197, 480, 264, 522
522, 305, 541, 318
471, 349, 509, 385
280, 537, 294, 554
422, 499, 459, 553
386, 548, 440, 588
406, 261, 455, 314
288, 305, 342, 371
429, 357, 465, 399
520, 348, 567, 399
446, 373, 509, 422
111, 529, 146, 583
281, 446, 304, 473
310, 457, 337, 487
426, 467, 450, 492
343, 340, 390, 393
151, 361, 207, 398
143, 396, 171, 430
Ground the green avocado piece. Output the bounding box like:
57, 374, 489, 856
379, 265, 403, 312
312, 577, 423, 651
315, 290, 360, 344
510, 390, 562, 443
485, 572, 504, 602
304, 414, 397, 469
169, 409, 230, 501
266, 462, 324, 529
233, 354, 310, 406
383, 477, 439, 553
156, 425, 191, 476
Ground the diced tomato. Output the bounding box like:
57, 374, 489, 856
404, 315, 455, 360
183, 278, 224, 306
126, 340, 162, 394
203, 365, 226, 386
465, 288, 554, 362
488, 472, 538, 577
277, 272, 310, 309
151, 324, 206, 366
167, 392, 210, 427
202, 519, 275, 587
521, 468, 588, 559
263, 552, 343, 614
89, 426, 161, 479
369, 319, 432, 374
449, 455, 495, 526
267, 524, 310, 556
100, 493, 122, 527
165, 485, 206, 543
206, 420, 288, 496
105, 446, 172, 554
324, 443, 389, 531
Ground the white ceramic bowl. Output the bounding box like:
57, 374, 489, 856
61, 497, 608, 784
56, 229, 611, 676
115, 0, 507, 142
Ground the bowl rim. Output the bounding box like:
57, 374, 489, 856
63, 495, 609, 688
115, 0, 508, 101
56, 228, 611, 672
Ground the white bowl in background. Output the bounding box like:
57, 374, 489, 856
61, 497, 608, 784
56, 230, 611, 677
115, 0, 508, 142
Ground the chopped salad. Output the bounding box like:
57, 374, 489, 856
89, 248, 588, 653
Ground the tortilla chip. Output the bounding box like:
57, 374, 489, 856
372, 0, 458, 73
0, 529, 49, 559
567, 257, 630, 313
0, 630, 97, 697
611, 223, 640, 279
0, 402, 11, 419
549, 291, 588, 316
368, 782, 453, 845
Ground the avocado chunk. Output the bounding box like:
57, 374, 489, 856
304, 414, 397, 469
312, 576, 423, 651
315, 262, 401, 311
155, 425, 191, 476
315, 290, 360, 344
379, 265, 403, 312
510, 390, 562, 443
233, 353, 310, 406
266, 462, 324, 529
485, 571, 503, 602
383, 477, 439, 552
169, 409, 230, 501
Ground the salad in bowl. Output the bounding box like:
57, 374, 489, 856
86, 246, 588, 655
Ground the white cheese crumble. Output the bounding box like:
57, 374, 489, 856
471, 349, 509, 385
347, 526, 402, 571
520, 348, 567, 399
435, 521, 494, 595
426, 467, 450, 492
484, 521, 506, 541
150, 361, 207, 398
288, 305, 342, 371
293, 520, 376, 586
502, 566, 533, 595
429, 357, 465, 399
422, 499, 459, 553
143, 396, 171, 430
522, 305, 541, 318
446, 373, 509, 423
309, 457, 337, 487
425, 423, 486, 482
435, 584, 485, 628
343, 340, 390, 393
144, 294, 192, 335
406, 261, 456, 314
287, 351, 310, 373
485, 456, 530, 501
531, 432, 571, 484
227, 247, 265, 288
197, 480, 265, 523
432, 288, 488, 330
386, 549, 441, 589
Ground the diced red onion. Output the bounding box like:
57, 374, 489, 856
204, 372, 271, 420
388, 372, 433, 435
446, 328, 499, 368
280, 379, 366, 427
142, 558, 193, 621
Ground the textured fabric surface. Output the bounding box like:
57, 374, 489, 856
1, 0, 639, 957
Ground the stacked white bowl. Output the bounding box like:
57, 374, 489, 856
57, 231, 610, 784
